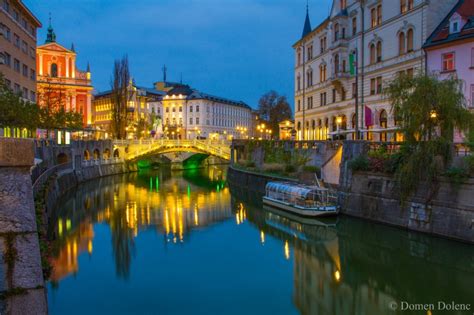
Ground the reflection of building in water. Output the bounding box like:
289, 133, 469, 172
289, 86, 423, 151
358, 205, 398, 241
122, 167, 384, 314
50, 221, 94, 282
50, 169, 232, 280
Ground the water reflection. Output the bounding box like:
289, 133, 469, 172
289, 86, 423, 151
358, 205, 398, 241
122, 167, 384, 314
230, 192, 474, 315
48, 168, 474, 315
49, 166, 231, 282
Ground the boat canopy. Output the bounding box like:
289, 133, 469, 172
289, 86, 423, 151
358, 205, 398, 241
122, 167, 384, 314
266, 182, 321, 199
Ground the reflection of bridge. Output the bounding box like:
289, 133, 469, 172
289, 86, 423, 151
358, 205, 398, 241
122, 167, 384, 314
113, 139, 231, 161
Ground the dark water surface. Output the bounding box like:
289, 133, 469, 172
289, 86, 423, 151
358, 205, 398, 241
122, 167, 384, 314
47, 167, 473, 315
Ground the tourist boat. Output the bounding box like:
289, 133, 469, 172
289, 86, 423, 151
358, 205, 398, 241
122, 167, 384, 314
263, 182, 339, 217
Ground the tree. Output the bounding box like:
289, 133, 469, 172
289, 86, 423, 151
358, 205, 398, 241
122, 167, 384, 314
385, 74, 474, 203
258, 91, 292, 135
0, 73, 39, 131
110, 55, 132, 139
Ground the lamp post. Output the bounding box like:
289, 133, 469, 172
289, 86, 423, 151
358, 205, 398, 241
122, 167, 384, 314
336, 116, 343, 140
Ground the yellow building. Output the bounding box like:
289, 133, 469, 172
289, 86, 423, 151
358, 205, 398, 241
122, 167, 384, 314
92, 84, 163, 139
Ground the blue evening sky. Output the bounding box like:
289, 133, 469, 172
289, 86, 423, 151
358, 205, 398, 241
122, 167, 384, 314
24, 0, 332, 108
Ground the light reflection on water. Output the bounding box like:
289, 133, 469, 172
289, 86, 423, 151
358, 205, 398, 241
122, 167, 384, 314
47, 166, 474, 315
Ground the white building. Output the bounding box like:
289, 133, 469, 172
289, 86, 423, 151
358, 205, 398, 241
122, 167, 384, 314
155, 83, 252, 140
294, 0, 458, 141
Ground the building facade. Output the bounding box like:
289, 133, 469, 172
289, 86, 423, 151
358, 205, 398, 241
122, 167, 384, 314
36, 22, 93, 126
159, 83, 252, 140
424, 0, 474, 110
293, 0, 458, 141
92, 84, 163, 139
0, 0, 41, 101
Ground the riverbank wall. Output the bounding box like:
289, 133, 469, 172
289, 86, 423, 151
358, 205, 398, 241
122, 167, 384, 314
0, 138, 48, 314
228, 140, 474, 244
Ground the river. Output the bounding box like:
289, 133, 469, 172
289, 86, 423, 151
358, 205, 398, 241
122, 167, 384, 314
47, 166, 473, 315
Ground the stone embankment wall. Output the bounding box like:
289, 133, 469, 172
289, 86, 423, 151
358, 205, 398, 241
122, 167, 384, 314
338, 142, 474, 244
0, 139, 48, 314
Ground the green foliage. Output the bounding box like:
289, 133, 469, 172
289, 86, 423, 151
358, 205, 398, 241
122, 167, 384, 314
465, 155, 474, 174
445, 167, 469, 187
385, 74, 474, 203
348, 156, 369, 172
302, 165, 321, 174
285, 164, 296, 173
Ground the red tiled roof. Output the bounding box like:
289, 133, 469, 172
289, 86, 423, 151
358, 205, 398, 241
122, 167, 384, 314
457, 0, 474, 18
432, 28, 449, 41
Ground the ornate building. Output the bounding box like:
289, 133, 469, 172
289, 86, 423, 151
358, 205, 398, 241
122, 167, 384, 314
293, 0, 459, 141
92, 83, 163, 139
157, 82, 253, 140
36, 19, 93, 126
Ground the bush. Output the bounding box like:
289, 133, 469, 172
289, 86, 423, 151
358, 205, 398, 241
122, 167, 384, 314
261, 163, 285, 173
302, 165, 321, 175
285, 164, 296, 173
445, 167, 469, 186
465, 155, 474, 174
348, 156, 369, 172
245, 161, 256, 168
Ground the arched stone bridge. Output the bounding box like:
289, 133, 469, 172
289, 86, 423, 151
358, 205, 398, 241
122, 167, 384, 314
113, 139, 231, 161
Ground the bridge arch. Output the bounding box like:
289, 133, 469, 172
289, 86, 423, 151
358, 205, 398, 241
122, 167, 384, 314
93, 149, 100, 160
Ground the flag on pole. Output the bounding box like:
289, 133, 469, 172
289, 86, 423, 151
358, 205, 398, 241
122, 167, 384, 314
349, 53, 356, 76
365, 106, 373, 127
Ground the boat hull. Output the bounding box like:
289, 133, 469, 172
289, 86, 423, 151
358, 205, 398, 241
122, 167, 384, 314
262, 197, 338, 218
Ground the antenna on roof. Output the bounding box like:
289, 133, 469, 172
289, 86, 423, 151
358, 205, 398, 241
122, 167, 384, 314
180, 73, 183, 84
162, 64, 167, 82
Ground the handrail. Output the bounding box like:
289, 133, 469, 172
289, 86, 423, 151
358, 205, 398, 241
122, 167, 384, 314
32, 162, 73, 196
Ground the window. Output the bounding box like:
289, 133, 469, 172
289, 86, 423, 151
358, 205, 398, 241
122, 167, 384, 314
452, 22, 458, 33
369, 44, 376, 64
307, 69, 313, 86
471, 48, 474, 67
297, 76, 301, 91
307, 45, 313, 60
22, 64, 27, 77
320, 92, 327, 106
376, 41, 382, 62
30, 47, 35, 59
3, 52, 10, 66
3, 0, 10, 12
408, 0, 413, 10
334, 23, 339, 41
14, 33, 19, 47
12, 9, 19, 21
22, 87, 27, 99
320, 37, 327, 53
13, 58, 20, 72
377, 5, 382, 25
352, 17, 357, 36
196, 105, 200, 112
179, 106, 182, 112
471, 85, 474, 108
14, 83, 20, 94
376, 76, 383, 94
320, 64, 327, 82
30, 91, 36, 102
308, 96, 313, 109
297, 50, 301, 65
166, 107, 169, 113
370, 78, 376, 95
371, 8, 377, 27
196, 117, 200, 125
21, 18, 27, 29
407, 29, 414, 52
51, 63, 58, 77
4, 26, 11, 41
401, 0, 407, 13
297, 100, 301, 111
30, 69, 35, 80
352, 82, 357, 98
399, 32, 405, 55
332, 89, 336, 103
334, 54, 340, 73
190, 105, 193, 112
21, 40, 27, 53
340, 0, 347, 10
442, 52, 455, 71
